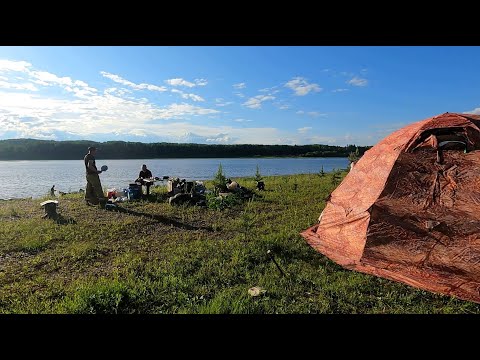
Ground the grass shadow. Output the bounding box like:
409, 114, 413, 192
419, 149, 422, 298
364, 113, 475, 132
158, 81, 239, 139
110, 205, 214, 232
42, 213, 77, 225
55, 214, 77, 225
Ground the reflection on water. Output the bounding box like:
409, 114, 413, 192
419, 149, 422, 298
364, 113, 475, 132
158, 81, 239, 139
0, 157, 348, 199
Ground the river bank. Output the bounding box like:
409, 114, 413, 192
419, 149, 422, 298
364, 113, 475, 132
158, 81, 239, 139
0, 173, 477, 313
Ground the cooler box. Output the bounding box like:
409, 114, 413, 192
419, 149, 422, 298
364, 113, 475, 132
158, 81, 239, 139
127, 184, 142, 200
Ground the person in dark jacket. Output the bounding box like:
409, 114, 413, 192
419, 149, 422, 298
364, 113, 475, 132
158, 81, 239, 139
136, 164, 154, 196
138, 164, 153, 180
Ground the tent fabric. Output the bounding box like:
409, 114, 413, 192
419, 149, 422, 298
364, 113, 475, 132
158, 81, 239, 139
301, 112, 480, 303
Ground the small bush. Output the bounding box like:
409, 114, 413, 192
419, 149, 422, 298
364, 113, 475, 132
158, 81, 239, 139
348, 147, 360, 164
254, 165, 263, 182
212, 164, 228, 194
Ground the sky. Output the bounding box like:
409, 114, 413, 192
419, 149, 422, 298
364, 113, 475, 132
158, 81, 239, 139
0, 46, 480, 146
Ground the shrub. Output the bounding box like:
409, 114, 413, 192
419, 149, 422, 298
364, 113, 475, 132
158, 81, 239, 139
348, 147, 360, 164
212, 164, 227, 194
254, 165, 263, 182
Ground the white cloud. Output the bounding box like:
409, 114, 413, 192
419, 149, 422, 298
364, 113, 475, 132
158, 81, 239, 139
307, 112, 327, 117
153, 103, 217, 117
0, 60, 32, 72
104, 87, 132, 96
243, 95, 275, 109
284, 77, 321, 96
0, 61, 99, 98
332, 88, 349, 92
185, 93, 204, 102
233, 118, 252, 122
234, 92, 245, 98
277, 104, 290, 110
347, 76, 368, 87
259, 86, 280, 94
465, 108, 480, 115
216, 103, 233, 107
0, 81, 38, 91
305, 135, 337, 144
101, 71, 167, 92
0, 58, 377, 146
206, 134, 232, 143
298, 127, 312, 134
233, 82, 246, 89
195, 78, 208, 86
0, 86, 220, 140
171, 88, 204, 102
129, 129, 148, 137
296, 110, 304, 115
165, 78, 197, 87
215, 98, 234, 107
31, 70, 83, 88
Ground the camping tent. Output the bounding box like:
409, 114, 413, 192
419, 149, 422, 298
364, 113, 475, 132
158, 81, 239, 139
301, 112, 480, 303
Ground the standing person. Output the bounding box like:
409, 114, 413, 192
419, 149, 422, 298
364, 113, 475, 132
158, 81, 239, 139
84, 146, 106, 205
50, 185, 55, 197
136, 164, 154, 196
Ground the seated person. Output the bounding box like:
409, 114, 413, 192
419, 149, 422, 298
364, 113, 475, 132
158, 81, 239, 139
136, 164, 154, 195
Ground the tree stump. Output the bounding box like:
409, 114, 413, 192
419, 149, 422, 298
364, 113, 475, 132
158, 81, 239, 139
40, 200, 59, 219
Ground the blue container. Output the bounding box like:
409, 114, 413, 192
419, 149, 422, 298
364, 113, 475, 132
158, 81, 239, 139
127, 185, 141, 200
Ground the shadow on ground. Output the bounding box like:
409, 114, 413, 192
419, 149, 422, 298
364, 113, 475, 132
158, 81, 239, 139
109, 205, 214, 232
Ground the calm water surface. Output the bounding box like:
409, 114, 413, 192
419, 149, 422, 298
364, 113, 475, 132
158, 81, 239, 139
0, 157, 348, 199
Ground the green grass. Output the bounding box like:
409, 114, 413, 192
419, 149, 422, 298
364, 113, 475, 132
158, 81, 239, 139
0, 172, 479, 314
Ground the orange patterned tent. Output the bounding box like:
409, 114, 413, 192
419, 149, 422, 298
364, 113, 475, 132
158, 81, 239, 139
301, 112, 480, 303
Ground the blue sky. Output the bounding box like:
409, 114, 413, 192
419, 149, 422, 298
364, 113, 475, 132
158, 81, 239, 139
0, 46, 479, 146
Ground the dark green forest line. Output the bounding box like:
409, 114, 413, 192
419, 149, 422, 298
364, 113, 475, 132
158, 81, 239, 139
0, 139, 371, 160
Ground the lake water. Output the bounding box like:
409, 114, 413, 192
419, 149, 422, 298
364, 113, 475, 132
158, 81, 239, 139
0, 157, 349, 199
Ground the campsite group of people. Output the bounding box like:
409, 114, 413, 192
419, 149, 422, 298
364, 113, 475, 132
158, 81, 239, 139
83, 146, 154, 206
81, 145, 257, 207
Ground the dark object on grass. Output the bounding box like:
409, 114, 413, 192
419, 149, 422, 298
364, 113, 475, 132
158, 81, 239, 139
98, 198, 108, 209
105, 202, 118, 211
168, 193, 193, 205
196, 199, 207, 207
256, 181, 265, 191
267, 249, 286, 277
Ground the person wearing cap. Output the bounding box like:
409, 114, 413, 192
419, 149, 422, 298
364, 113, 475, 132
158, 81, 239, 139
84, 146, 106, 205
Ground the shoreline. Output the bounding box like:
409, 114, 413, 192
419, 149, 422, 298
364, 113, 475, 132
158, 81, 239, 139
0, 171, 349, 201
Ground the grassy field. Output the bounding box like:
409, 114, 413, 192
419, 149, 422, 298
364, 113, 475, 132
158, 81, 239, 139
1, 171, 479, 314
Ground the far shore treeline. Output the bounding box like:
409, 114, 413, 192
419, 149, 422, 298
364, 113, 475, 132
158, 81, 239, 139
0, 139, 371, 160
